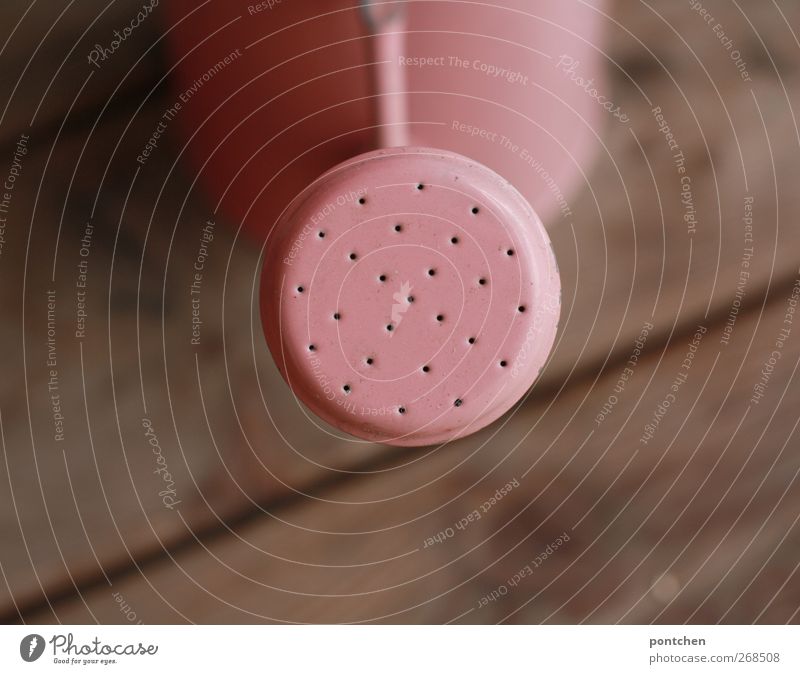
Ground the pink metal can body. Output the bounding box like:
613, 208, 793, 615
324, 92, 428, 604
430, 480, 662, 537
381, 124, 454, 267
165, 0, 606, 240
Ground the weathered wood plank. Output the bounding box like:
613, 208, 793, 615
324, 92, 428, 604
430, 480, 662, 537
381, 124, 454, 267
546, 0, 800, 387
0, 100, 376, 621
27, 278, 800, 624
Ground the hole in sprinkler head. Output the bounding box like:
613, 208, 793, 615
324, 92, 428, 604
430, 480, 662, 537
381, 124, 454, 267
334, 313, 341, 320
379, 274, 387, 282
427, 269, 436, 277
422, 365, 430, 373
358, 197, 366, 205
451, 236, 459, 245
416, 183, 425, 191
366, 357, 374, 366
398, 406, 407, 415
518, 306, 526, 313
436, 314, 444, 323
343, 385, 351, 394
407, 296, 415, 303
506, 249, 515, 256
386, 324, 394, 332
500, 360, 508, 368
318, 231, 326, 239
394, 224, 403, 232
454, 398, 463, 408
472, 207, 480, 215
468, 337, 476, 345
349, 253, 357, 260
308, 344, 316, 352
297, 286, 304, 293
478, 278, 487, 286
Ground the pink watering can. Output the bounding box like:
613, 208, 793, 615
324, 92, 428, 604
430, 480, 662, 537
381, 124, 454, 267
166, 0, 606, 445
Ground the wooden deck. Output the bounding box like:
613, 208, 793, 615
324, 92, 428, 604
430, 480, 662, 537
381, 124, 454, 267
1, 0, 799, 624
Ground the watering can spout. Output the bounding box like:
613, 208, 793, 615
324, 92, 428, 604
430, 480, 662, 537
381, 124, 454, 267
361, 0, 411, 148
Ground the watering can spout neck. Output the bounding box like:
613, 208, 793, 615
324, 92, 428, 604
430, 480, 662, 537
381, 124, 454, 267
361, 0, 410, 148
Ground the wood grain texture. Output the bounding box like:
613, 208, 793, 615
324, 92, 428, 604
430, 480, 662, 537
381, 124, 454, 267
26, 281, 800, 624
1, 0, 800, 623
0, 101, 375, 620
547, 0, 800, 387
